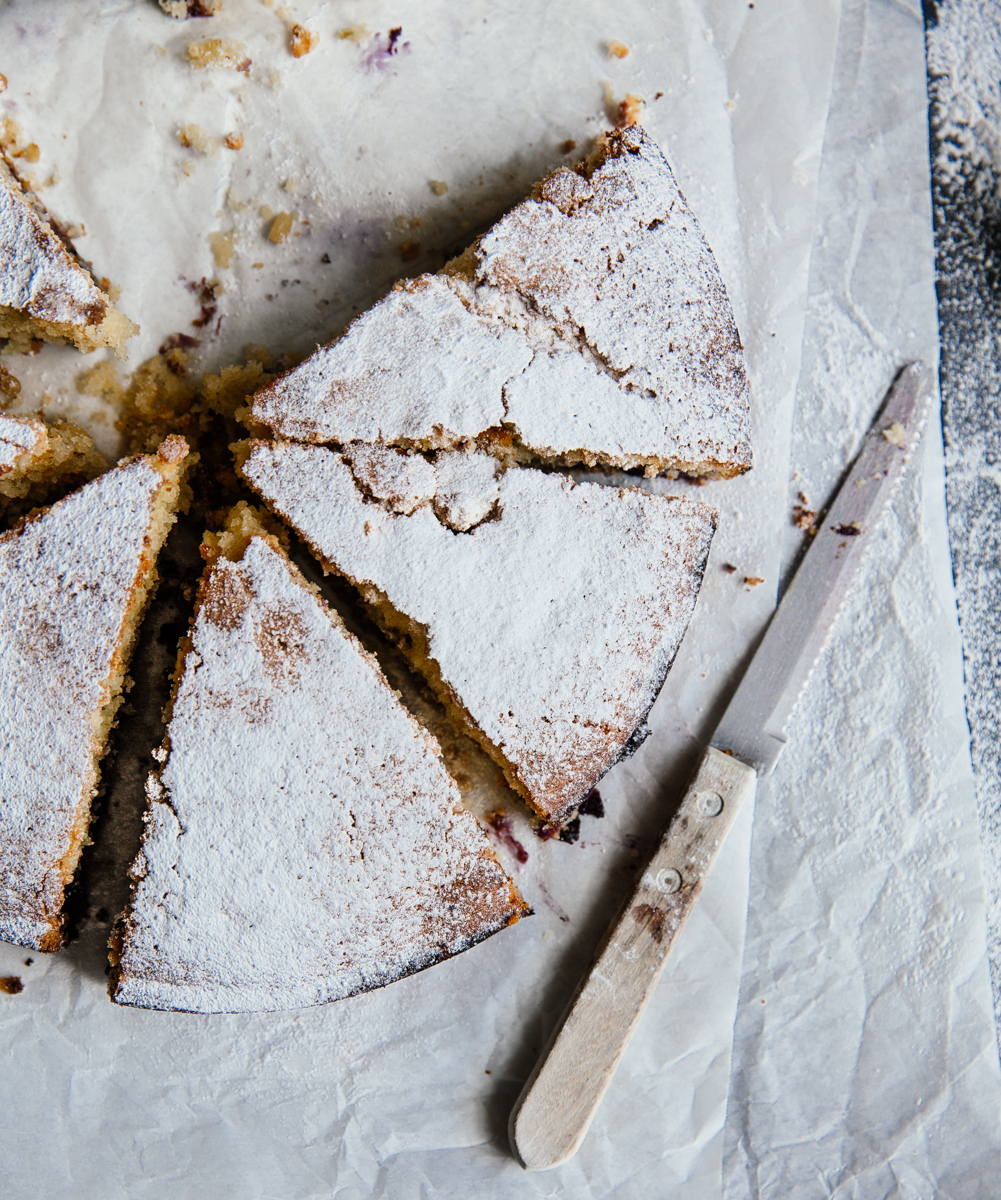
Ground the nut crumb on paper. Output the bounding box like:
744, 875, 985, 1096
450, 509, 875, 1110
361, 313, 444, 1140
224, 132, 243, 150
561, 138, 577, 154
744, 576, 764, 587
0, 976, 23, 995
608, 40, 630, 58
290, 25, 318, 57
269, 213, 293, 243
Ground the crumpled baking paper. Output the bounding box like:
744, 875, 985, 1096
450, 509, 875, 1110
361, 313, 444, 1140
0, 0, 859, 1195
723, 1, 1001, 1195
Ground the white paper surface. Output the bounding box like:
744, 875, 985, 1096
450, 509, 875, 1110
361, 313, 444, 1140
0, 1, 840, 1195
723, 1, 1001, 1195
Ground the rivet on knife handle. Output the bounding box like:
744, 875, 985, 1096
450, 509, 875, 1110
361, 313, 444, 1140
509, 746, 757, 1172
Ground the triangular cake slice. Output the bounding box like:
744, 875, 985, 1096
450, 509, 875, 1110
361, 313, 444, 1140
238, 440, 716, 825
0, 413, 106, 512
0, 157, 138, 358
110, 504, 526, 1013
0, 436, 191, 951
249, 126, 750, 480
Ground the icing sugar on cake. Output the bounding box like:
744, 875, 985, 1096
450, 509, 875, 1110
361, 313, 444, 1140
0, 157, 138, 358
0, 436, 190, 951
238, 441, 717, 825
248, 125, 751, 480
0, 413, 106, 511
110, 505, 526, 1014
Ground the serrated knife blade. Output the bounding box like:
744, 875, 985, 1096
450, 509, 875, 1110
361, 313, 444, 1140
510, 360, 935, 1172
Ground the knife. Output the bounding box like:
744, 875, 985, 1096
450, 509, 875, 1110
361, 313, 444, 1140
509, 360, 934, 1171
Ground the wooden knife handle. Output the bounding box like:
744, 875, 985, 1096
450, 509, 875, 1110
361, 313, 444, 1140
509, 745, 758, 1171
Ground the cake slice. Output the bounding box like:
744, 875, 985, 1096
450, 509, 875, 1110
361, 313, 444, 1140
248, 125, 750, 479
0, 157, 138, 358
0, 413, 106, 511
0, 436, 190, 951
238, 440, 717, 826
110, 504, 526, 1013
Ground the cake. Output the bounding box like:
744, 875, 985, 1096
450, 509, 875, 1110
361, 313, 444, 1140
0, 412, 106, 513
110, 504, 526, 1013
247, 125, 751, 480
0, 156, 138, 358
237, 440, 717, 826
0, 436, 190, 951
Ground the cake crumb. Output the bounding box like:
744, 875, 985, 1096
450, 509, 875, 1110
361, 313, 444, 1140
337, 25, 370, 42
210, 230, 237, 268
158, 435, 190, 464
0, 75, 7, 93
882, 421, 907, 447
400, 241, 420, 262
744, 576, 764, 587
0, 977, 23, 995
561, 138, 577, 154
224, 132, 244, 150
160, 0, 223, 15
429, 180, 448, 196
18, 143, 40, 164
0, 363, 21, 405
177, 124, 217, 155
269, 213, 293, 243
792, 493, 817, 531
608, 40, 630, 58
615, 94, 644, 129
290, 24, 318, 57
187, 38, 247, 70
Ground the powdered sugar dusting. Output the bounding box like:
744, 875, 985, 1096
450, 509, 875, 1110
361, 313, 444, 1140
240, 441, 716, 823
0, 157, 109, 329
112, 535, 523, 1014
252, 275, 526, 447
0, 414, 46, 474
249, 128, 750, 478
927, 0, 1001, 1027
0, 456, 173, 950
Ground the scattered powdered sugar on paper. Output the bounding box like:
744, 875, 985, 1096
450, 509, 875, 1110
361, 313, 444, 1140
724, 1, 1001, 1193
927, 0, 1001, 1033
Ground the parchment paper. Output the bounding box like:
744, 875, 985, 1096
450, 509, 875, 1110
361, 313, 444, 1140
723, 1, 1001, 1195
0, 1, 841, 1195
